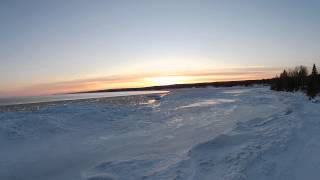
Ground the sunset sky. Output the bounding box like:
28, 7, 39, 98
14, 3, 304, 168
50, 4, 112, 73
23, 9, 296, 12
1, 0, 319, 97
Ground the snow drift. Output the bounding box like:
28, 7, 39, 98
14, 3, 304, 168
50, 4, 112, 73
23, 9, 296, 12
0, 87, 319, 180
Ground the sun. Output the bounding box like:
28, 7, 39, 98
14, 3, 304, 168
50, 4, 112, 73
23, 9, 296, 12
147, 76, 187, 86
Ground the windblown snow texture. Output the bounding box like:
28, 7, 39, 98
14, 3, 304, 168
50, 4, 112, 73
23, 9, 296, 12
0, 87, 318, 180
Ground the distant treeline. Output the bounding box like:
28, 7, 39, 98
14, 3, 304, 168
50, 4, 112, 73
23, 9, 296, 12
76, 79, 272, 94
270, 64, 320, 98
75, 64, 319, 99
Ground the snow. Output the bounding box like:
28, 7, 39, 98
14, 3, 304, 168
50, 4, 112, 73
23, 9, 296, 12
177, 99, 236, 109
0, 87, 319, 180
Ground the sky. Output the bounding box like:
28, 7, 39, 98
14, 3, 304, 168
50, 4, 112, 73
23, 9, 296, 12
0, 0, 320, 97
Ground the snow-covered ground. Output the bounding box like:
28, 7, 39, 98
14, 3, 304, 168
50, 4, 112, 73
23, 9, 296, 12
0, 87, 319, 180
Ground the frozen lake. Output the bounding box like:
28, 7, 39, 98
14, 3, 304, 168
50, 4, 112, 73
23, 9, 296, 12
0, 91, 168, 106
0, 87, 318, 180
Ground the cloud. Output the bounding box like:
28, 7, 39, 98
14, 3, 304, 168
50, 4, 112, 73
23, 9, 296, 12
0, 67, 282, 97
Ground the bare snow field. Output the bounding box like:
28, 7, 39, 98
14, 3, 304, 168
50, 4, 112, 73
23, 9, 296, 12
0, 87, 319, 180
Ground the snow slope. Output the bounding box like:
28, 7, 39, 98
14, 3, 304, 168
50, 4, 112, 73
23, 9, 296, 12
0, 87, 319, 180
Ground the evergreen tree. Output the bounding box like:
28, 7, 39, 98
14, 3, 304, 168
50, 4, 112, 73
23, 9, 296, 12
311, 64, 318, 76
297, 66, 308, 90
271, 64, 319, 99
307, 64, 319, 99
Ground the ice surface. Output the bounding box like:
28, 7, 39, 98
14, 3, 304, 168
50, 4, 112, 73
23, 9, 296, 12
0, 87, 319, 180
0, 91, 169, 106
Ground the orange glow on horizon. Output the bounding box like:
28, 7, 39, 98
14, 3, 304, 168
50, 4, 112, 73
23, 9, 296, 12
0, 67, 282, 97
145, 76, 188, 86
